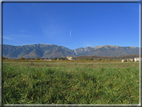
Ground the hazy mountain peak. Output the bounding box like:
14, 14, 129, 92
3, 44, 139, 59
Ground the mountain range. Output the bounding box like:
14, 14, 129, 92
3, 44, 139, 59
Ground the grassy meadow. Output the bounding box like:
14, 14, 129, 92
2, 60, 139, 104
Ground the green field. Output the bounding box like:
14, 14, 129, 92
2, 60, 139, 104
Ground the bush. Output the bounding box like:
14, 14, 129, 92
35, 57, 40, 60
20, 57, 25, 60
2, 56, 6, 60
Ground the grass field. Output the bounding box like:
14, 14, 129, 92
2, 60, 139, 104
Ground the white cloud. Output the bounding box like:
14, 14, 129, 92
3, 36, 13, 40
3, 35, 31, 45
5, 34, 32, 38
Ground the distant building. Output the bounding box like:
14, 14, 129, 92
122, 57, 141, 62
66, 56, 73, 60
134, 57, 141, 62
41, 59, 52, 61
127, 58, 134, 62
47, 59, 52, 61
122, 59, 127, 62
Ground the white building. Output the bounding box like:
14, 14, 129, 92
134, 57, 141, 62
122, 59, 127, 62
66, 56, 73, 60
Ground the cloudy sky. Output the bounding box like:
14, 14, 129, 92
3, 2, 139, 49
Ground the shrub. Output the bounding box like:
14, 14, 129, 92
20, 57, 25, 60
35, 57, 40, 60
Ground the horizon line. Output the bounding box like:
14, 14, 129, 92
2, 43, 140, 48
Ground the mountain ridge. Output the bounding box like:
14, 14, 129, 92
3, 44, 139, 59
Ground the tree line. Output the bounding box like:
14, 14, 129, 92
2, 54, 139, 61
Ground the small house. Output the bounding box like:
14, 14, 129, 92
66, 56, 73, 60
134, 57, 141, 62
122, 59, 127, 62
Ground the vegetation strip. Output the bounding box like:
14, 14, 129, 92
3, 61, 139, 104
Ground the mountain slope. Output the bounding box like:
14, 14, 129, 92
74, 45, 139, 56
3, 44, 139, 59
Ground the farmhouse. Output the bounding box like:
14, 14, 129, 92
46, 59, 52, 61
122, 59, 127, 62
40, 59, 52, 61
134, 57, 141, 62
127, 58, 134, 62
122, 57, 141, 62
66, 56, 73, 60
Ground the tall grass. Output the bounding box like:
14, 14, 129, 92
2, 61, 139, 104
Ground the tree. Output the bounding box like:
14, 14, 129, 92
52, 57, 57, 60
35, 57, 40, 60
20, 57, 25, 60
2, 56, 6, 60
86, 58, 93, 60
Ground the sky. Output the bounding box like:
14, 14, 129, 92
3, 2, 139, 49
